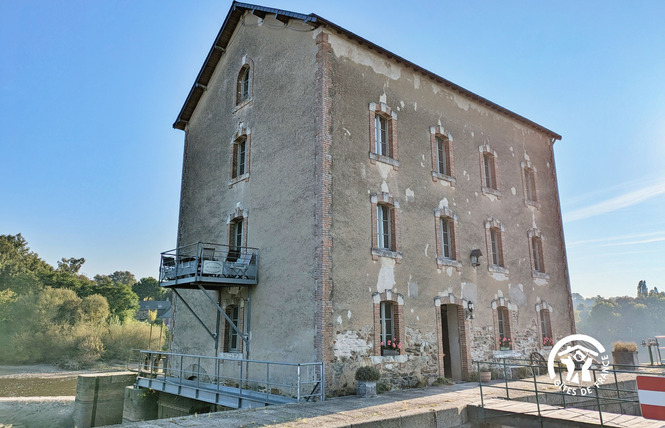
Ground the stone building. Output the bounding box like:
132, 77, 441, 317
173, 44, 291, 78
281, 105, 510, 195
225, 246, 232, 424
163, 1, 575, 394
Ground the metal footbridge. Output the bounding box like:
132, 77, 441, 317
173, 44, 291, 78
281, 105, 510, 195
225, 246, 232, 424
130, 350, 324, 409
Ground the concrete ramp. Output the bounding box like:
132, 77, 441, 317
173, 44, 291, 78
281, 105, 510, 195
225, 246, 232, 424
468, 398, 664, 428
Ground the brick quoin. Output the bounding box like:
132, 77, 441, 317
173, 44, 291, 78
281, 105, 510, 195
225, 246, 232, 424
314, 31, 334, 393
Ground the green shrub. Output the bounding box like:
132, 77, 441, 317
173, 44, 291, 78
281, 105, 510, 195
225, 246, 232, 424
355, 366, 381, 382
612, 341, 637, 352
432, 377, 453, 386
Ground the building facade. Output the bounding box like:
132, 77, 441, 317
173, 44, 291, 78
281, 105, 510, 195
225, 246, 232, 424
166, 2, 575, 395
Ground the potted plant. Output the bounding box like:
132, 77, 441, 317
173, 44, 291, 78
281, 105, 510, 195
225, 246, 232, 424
498, 337, 512, 351
612, 341, 639, 368
380, 340, 402, 356
542, 337, 554, 350
355, 366, 381, 397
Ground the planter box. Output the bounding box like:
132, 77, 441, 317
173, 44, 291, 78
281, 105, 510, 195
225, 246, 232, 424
382, 350, 399, 356
356, 381, 377, 398
612, 351, 639, 368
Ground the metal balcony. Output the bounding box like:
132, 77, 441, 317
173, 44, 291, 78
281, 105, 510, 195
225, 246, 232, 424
159, 242, 258, 288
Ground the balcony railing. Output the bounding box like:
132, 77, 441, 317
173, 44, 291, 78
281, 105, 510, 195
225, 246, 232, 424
159, 242, 258, 288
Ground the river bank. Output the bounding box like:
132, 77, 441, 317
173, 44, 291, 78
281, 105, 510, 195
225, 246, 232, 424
0, 363, 127, 428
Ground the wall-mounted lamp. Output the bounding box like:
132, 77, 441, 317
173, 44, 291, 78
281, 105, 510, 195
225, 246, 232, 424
470, 249, 483, 268
466, 300, 475, 320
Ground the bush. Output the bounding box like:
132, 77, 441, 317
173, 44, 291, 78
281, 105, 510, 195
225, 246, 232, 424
612, 341, 637, 352
355, 366, 381, 382
432, 377, 453, 386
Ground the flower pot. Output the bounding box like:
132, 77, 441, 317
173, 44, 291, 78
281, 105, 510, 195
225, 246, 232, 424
480, 371, 491, 383
543, 346, 553, 351
382, 349, 399, 356
499, 346, 510, 351
612, 351, 639, 368
357, 380, 377, 397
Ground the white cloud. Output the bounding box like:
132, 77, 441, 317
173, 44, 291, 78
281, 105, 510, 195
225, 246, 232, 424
564, 181, 665, 223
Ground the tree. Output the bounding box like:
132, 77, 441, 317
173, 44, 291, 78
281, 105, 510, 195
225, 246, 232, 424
637, 280, 648, 298
133, 277, 170, 301
108, 271, 136, 287
57, 257, 86, 275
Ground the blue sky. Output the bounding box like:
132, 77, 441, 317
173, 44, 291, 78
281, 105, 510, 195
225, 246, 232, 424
2, 1, 664, 298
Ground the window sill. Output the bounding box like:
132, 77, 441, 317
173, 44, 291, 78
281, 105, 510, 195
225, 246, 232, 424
369, 152, 399, 170
524, 199, 541, 210
437, 257, 462, 271
488, 265, 509, 275
228, 173, 250, 188
371, 247, 403, 262
233, 97, 253, 113
482, 186, 502, 199
432, 171, 456, 186
532, 271, 550, 280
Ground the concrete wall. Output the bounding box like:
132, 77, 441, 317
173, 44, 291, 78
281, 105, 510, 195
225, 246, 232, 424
323, 30, 573, 391
172, 12, 320, 373
73, 372, 136, 427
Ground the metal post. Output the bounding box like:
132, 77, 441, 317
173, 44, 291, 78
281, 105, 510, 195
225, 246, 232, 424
532, 361, 543, 427
592, 368, 603, 426
558, 361, 566, 408
266, 363, 270, 402
321, 362, 325, 401
503, 359, 510, 400
197, 356, 201, 389
613, 366, 623, 414
239, 361, 244, 408
179, 355, 184, 386
297, 364, 302, 401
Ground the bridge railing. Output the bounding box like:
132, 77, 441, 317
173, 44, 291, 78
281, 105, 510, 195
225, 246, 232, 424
132, 350, 324, 404
474, 357, 665, 426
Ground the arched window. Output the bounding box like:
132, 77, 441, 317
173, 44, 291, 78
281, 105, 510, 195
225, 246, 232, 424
236, 65, 251, 104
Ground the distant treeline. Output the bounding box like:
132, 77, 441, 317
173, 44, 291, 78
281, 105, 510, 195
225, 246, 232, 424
574, 284, 665, 362
0, 233, 169, 367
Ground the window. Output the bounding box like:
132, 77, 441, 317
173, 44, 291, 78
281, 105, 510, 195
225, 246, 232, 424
377, 204, 391, 250
532, 236, 545, 273
540, 309, 552, 342
380, 301, 394, 344
224, 305, 240, 352
232, 137, 246, 178
483, 153, 496, 189
228, 127, 250, 187
524, 168, 537, 202
371, 193, 401, 260
373, 290, 404, 356
375, 115, 389, 156
489, 228, 504, 267
497, 306, 512, 348
479, 145, 501, 197
440, 217, 454, 259
369, 102, 398, 167
228, 218, 244, 262
236, 65, 251, 105
437, 137, 450, 176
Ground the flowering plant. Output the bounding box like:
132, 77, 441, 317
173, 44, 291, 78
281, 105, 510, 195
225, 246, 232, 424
499, 337, 512, 348
542, 337, 554, 347
380, 340, 402, 351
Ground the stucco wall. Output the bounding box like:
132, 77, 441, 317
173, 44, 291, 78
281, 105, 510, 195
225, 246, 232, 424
324, 31, 573, 390
172, 13, 320, 365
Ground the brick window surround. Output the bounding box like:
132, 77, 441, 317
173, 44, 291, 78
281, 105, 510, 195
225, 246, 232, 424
370, 193, 402, 261
536, 301, 554, 347
434, 207, 461, 270
479, 144, 501, 198
227, 207, 248, 261
220, 298, 245, 353
430, 126, 456, 185
368, 102, 399, 169
434, 293, 472, 379
521, 160, 541, 209
372, 290, 405, 356
234, 55, 254, 111
228, 126, 251, 187
485, 218, 509, 274
491, 297, 513, 350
